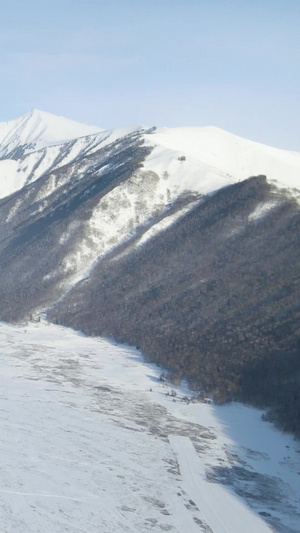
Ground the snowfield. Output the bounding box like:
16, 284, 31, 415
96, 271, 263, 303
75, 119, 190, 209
0, 321, 299, 533
143, 126, 300, 195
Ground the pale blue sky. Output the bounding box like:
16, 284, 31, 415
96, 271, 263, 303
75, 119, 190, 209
1, 0, 299, 149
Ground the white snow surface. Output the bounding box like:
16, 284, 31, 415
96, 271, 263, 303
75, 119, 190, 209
143, 126, 300, 194
0, 320, 299, 533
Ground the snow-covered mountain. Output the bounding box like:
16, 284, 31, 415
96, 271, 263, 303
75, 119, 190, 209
0, 110, 299, 439
0, 110, 299, 289
1, 110, 300, 200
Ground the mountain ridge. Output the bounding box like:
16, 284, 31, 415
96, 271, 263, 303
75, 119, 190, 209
1, 110, 300, 202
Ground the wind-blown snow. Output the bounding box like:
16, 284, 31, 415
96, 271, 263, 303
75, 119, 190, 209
0, 320, 298, 533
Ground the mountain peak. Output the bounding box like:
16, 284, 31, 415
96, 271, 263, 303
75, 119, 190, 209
0, 109, 103, 159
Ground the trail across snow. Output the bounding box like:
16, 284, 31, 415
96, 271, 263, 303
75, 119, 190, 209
0, 321, 298, 532
169, 436, 272, 533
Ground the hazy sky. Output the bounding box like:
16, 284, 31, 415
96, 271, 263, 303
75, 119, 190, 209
1, 0, 299, 150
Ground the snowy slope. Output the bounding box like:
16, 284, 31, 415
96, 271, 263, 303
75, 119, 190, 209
143, 126, 300, 194
0, 319, 298, 533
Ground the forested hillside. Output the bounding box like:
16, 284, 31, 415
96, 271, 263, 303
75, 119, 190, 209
49, 176, 300, 436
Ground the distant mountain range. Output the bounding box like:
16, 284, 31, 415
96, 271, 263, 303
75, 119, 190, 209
1, 110, 300, 435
